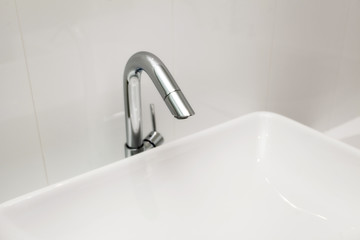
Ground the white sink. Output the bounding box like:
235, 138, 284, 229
1, 112, 360, 239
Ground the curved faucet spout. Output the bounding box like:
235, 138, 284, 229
123, 51, 194, 156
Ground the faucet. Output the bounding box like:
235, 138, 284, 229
123, 51, 195, 157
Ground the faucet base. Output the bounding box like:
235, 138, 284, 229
124, 144, 144, 158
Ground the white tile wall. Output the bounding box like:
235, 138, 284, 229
15, 0, 174, 183
172, 0, 276, 138
1, 0, 360, 202
330, 0, 360, 127
324, 0, 360, 149
266, 0, 350, 131
0, 0, 47, 202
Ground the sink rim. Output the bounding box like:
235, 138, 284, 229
2, 111, 360, 239
1, 111, 360, 209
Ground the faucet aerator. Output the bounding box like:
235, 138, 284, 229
175, 116, 189, 120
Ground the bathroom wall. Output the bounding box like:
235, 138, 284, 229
1, 0, 359, 203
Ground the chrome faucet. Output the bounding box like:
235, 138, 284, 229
123, 51, 195, 157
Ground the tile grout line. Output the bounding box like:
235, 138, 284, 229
170, 0, 177, 139
325, 0, 352, 131
264, 0, 278, 111
14, 0, 50, 185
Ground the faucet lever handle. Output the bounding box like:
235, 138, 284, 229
143, 103, 164, 150
150, 103, 156, 131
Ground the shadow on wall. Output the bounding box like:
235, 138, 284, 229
325, 116, 360, 149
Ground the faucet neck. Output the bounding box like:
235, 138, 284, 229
123, 52, 194, 156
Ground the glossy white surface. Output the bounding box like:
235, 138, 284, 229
173, 0, 273, 116
326, 116, 360, 149
1, 112, 360, 239
331, 0, 360, 128
266, 0, 349, 131
14, 0, 174, 183
0, 0, 48, 203
2, 0, 360, 204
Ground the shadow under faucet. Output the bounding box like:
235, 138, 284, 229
123, 51, 195, 157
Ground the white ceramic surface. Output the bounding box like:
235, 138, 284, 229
0, 0, 48, 203
1, 112, 360, 239
15, 0, 174, 184
326, 116, 360, 150
266, 0, 350, 131
330, 0, 360, 128
3, 0, 360, 202
172, 0, 274, 131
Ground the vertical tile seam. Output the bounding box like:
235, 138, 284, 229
170, 0, 177, 139
325, 0, 352, 131
14, 0, 49, 184
264, 0, 278, 111
170, 0, 175, 67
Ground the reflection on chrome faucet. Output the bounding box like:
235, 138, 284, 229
123, 51, 195, 157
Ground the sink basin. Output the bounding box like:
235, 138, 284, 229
1, 112, 360, 239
